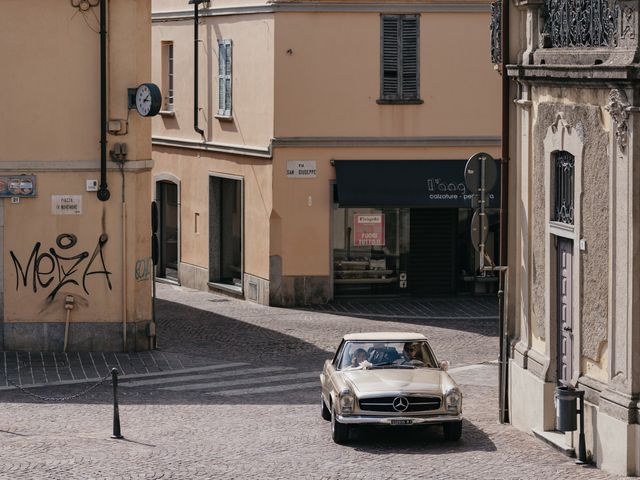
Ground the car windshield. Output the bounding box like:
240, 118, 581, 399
337, 340, 438, 370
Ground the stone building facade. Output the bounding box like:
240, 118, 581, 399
504, 0, 640, 474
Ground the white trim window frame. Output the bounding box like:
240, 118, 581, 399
162, 41, 174, 112
218, 39, 233, 117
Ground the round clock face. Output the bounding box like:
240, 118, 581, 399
135, 83, 161, 117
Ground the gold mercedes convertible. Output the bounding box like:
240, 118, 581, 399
320, 332, 462, 444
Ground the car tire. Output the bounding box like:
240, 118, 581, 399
443, 421, 462, 441
331, 406, 350, 444
321, 396, 331, 421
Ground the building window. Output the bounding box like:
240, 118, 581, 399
218, 39, 232, 117
379, 14, 422, 104
553, 151, 575, 224
161, 42, 174, 112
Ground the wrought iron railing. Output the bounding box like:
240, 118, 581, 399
554, 151, 575, 224
490, 0, 502, 64
542, 0, 620, 48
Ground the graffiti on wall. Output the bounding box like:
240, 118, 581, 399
135, 257, 152, 281
10, 233, 112, 302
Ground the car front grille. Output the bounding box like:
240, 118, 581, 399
359, 395, 442, 413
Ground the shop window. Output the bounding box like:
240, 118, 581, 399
333, 207, 403, 296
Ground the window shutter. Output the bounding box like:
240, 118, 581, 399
401, 16, 419, 99
381, 16, 400, 99
218, 40, 232, 116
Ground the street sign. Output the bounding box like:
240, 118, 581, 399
464, 153, 497, 192
470, 210, 489, 251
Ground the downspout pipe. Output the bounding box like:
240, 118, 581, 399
191, 0, 206, 138
98, 0, 110, 201
498, 0, 510, 424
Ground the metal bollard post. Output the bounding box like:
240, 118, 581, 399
111, 368, 124, 439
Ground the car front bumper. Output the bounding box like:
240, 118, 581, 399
336, 413, 462, 425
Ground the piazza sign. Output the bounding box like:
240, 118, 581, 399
353, 214, 385, 246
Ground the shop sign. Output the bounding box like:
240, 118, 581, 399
52, 195, 82, 215
287, 160, 317, 178
353, 214, 385, 246
0, 175, 36, 198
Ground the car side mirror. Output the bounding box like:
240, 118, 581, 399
440, 360, 450, 371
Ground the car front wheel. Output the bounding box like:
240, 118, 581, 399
321, 396, 331, 421
443, 421, 462, 441
331, 406, 350, 444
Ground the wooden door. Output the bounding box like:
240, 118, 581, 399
557, 237, 573, 385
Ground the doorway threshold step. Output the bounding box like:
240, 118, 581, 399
532, 428, 575, 457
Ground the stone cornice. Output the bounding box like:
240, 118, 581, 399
152, 137, 273, 158
0, 160, 153, 172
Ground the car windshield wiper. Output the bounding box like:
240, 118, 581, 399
371, 362, 415, 369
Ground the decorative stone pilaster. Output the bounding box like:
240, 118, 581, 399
605, 88, 630, 151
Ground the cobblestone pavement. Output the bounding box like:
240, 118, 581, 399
0, 285, 628, 479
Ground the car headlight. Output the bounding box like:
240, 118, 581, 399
339, 388, 355, 413
445, 388, 461, 412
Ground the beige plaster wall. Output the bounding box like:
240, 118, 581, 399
152, 15, 275, 149
1, 0, 153, 348
153, 148, 272, 280
272, 145, 500, 275
273, 11, 500, 138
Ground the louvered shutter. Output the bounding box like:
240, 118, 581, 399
218, 39, 232, 116
381, 15, 400, 99
380, 15, 420, 101
401, 15, 419, 100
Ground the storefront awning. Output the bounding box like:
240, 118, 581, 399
333, 159, 500, 208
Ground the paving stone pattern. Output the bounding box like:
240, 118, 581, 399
0, 285, 628, 479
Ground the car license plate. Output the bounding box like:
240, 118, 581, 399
390, 419, 413, 425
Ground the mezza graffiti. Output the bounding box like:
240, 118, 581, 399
10, 233, 112, 302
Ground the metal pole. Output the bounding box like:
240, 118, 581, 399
111, 368, 124, 439
576, 391, 586, 463
479, 155, 486, 273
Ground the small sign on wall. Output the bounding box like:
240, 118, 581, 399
52, 195, 82, 215
287, 160, 317, 178
353, 214, 385, 246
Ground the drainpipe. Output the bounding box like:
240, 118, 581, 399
190, 0, 206, 139
498, 0, 510, 424
98, 0, 110, 201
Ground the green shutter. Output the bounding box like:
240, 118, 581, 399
218, 39, 232, 116
380, 14, 420, 101
401, 15, 419, 100
381, 15, 400, 99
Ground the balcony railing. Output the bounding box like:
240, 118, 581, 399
542, 0, 620, 48
490, 0, 502, 64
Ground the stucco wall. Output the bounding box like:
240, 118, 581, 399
273, 11, 500, 138
532, 91, 609, 360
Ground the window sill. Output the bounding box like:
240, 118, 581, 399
215, 114, 234, 122
159, 110, 176, 117
376, 99, 424, 105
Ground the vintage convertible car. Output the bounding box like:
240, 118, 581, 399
320, 332, 462, 444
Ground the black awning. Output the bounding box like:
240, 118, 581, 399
334, 159, 500, 208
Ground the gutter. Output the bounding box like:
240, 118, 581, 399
98, 0, 110, 201
190, 0, 206, 139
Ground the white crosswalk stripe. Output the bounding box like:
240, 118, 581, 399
161, 371, 319, 392
120, 362, 248, 380
121, 366, 295, 388
207, 381, 319, 397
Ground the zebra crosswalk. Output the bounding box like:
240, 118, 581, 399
119, 362, 320, 396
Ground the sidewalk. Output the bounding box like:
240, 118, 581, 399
0, 285, 498, 391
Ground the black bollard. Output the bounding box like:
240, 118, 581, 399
111, 368, 124, 439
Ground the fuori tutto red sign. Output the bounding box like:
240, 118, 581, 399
353, 214, 385, 246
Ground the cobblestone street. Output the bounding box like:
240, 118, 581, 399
0, 285, 627, 479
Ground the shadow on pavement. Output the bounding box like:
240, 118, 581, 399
347, 419, 496, 454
